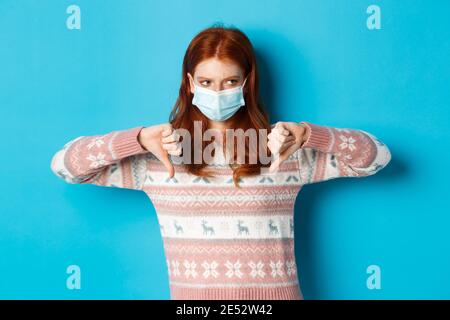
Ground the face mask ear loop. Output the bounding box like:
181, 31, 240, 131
190, 74, 203, 93
242, 75, 249, 87
241, 76, 249, 96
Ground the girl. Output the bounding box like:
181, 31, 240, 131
51, 25, 391, 300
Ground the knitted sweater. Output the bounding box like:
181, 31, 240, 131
50, 121, 391, 300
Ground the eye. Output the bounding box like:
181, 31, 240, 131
200, 80, 210, 86
227, 79, 238, 85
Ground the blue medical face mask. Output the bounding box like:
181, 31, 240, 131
191, 76, 248, 121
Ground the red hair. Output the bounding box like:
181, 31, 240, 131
169, 23, 272, 187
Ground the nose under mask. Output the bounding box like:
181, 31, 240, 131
192, 76, 248, 121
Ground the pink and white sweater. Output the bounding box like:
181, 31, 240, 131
50, 122, 391, 300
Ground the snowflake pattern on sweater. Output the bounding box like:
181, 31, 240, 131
50, 121, 391, 300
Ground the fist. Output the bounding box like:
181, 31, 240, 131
138, 123, 182, 178
267, 122, 309, 172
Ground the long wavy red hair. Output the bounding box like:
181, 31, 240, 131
169, 24, 272, 188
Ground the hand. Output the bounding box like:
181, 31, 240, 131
138, 123, 182, 178
267, 122, 309, 172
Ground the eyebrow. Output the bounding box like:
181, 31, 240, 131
197, 76, 240, 80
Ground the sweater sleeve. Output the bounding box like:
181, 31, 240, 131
296, 121, 391, 185
50, 126, 150, 191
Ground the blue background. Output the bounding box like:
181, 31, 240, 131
1, 0, 449, 299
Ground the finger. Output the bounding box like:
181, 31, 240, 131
167, 142, 182, 155
267, 140, 274, 153
269, 151, 290, 173
158, 151, 175, 178
274, 122, 284, 129
273, 131, 294, 144
161, 128, 173, 138
279, 140, 296, 154
161, 123, 173, 137
284, 134, 295, 142
274, 122, 290, 136
269, 156, 281, 173
168, 147, 182, 156
270, 130, 283, 143
268, 139, 281, 154
162, 142, 179, 151
279, 143, 300, 163
162, 132, 179, 143
278, 127, 290, 136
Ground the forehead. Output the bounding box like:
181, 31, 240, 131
194, 58, 243, 79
